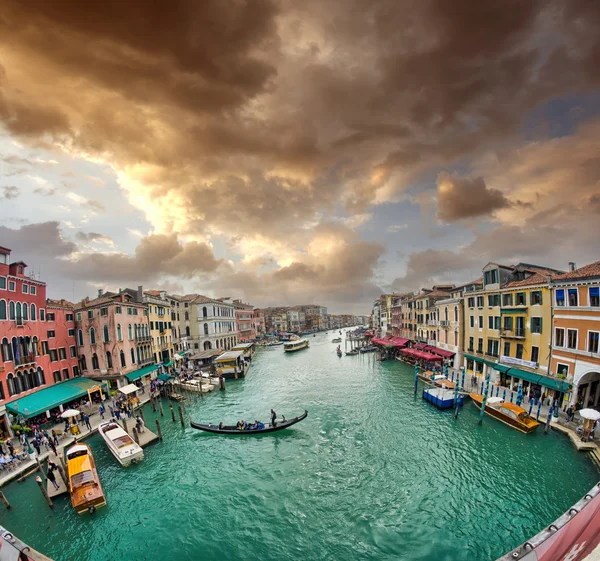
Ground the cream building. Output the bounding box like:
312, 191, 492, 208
143, 290, 175, 365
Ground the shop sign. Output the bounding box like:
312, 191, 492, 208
500, 355, 538, 370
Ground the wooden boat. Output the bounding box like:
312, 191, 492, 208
191, 410, 308, 434
284, 339, 309, 352
331, 338, 342, 343
345, 349, 359, 356
470, 394, 540, 433
359, 346, 377, 353
434, 377, 456, 390
65, 443, 106, 514
98, 421, 144, 467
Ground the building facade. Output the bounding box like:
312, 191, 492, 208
0, 247, 53, 436
550, 262, 600, 408
75, 290, 152, 389
143, 290, 175, 364
45, 299, 80, 384
233, 300, 256, 341
179, 295, 237, 351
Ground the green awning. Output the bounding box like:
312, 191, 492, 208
506, 368, 571, 392
178, 351, 185, 356
163, 361, 173, 368
6, 378, 107, 419
500, 308, 528, 314
485, 361, 511, 373
464, 353, 484, 363
157, 373, 174, 382
125, 364, 158, 382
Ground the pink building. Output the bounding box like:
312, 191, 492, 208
45, 299, 80, 384
75, 290, 153, 390
233, 300, 255, 342
253, 309, 265, 338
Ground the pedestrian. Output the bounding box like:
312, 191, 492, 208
7, 440, 14, 457
136, 415, 145, 433
99, 403, 106, 420
115, 409, 121, 421
83, 414, 92, 431
47, 464, 60, 490
19, 432, 26, 446
49, 439, 57, 456
51, 429, 59, 447
32, 439, 41, 456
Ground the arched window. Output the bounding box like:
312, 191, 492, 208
92, 353, 99, 370
131, 348, 135, 364
204, 323, 209, 335
128, 324, 133, 340
185, 326, 190, 337
1, 338, 11, 362
15, 302, 21, 320
0, 300, 6, 321
18, 371, 28, 391
204, 341, 211, 350
90, 328, 96, 345
185, 311, 189, 321
9, 301, 15, 320
78, 329, 84, 346
53, 371, 61, 383
22, 303, 28, 321
454, 306, 458, 322
106, 351, 113, 369
30, 303, 36, 321
103, 325, 109, 343
202, 306, 207, 318
27, 369, 36, 388
7, 374, 16, 396
36, 367, 46, 386
117, 324, 122, 341
79, 355, 87, 371
120, 350, 126, 367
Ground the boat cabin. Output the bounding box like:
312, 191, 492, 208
232, 342, 255, 363
216, 350, 245, 378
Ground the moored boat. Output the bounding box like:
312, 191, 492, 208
345, 349, 359, 356
423, 387, 464, 409
470, 394, 540, 433
359, 346, 377, 353
98, 421, 144, 467
284, 339, 309, 352
331, 338, 342, 343
66, 443, 106, 514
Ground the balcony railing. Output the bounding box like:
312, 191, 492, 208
440, 320, 450, 327
427, 320, 436, 326
135, 335, 152, 343
138, 357, 154, 366
500, 329, 526, 339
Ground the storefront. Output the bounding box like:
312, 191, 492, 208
124, 364, 159, 388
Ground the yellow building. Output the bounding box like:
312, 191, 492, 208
463, 262, 565, 400
143, 290, 175, 365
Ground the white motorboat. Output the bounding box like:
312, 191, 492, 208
98, 421, 144, 467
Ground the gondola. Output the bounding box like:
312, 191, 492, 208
190, 410, 308, 434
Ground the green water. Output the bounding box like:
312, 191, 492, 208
1, 333, 597, 561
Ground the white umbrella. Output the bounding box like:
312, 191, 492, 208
60, 409, 80, 419
579, 409, 600, 421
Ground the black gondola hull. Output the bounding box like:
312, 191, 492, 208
190, 411, 308, 434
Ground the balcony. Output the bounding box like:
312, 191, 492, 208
135, 335, 152, 343
138, 357, 154, 366
500, 329, 525, 339
440, 320, 450, 327
427, 320, 436, 326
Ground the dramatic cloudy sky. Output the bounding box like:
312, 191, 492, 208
1, 1, 599, 313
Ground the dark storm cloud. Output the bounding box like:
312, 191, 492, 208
436, 173, 510, 221
1, 185, 19, 200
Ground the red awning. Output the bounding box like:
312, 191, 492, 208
402, 349, 443, 362
413, 343, 427, 350
423, 345, 455, 358
390, 337, 409, 348
371, 337, 389, 345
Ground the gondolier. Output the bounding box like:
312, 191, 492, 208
190, 411, 308, 435
270, 408, 277, 427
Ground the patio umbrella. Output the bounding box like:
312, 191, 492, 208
579, 409, 600, 421
60, 409, 80, 418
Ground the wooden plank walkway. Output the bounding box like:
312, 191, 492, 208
551, 421, 598, 451
118, 419, 159, 448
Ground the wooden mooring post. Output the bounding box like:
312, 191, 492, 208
178, 405, 185, 427
36, 456, 46, 482
159, 399, 164, 417
36, 476, 53, 508
155, 419, 163, 440
0, 491, 11, 509
169, 403, 176, 423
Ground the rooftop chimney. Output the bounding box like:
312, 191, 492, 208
98, 289, 103, 297
137, 285, 143, 303
568, 262, 576, 272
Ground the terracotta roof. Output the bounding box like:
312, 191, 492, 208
46, 298, 75, 309
74, 292, 140, 310
553, 261, 600, 282
144, 290, 162, 297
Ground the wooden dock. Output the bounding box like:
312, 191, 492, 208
46, 452, 68, 498
119, 419, 159, 448
551, 421, 598, 451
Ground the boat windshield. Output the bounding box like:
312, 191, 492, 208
113, 436, 134, 448
71, 470, 95, 488
500, 407, 518, 420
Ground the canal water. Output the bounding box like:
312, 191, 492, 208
1, 332, 597, 561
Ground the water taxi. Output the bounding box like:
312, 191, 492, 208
66, 443, 106, 514
216, 350, 246, 378
284, 339, 309, 352
98, 421, 144, 467
470, 394, 540, 433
